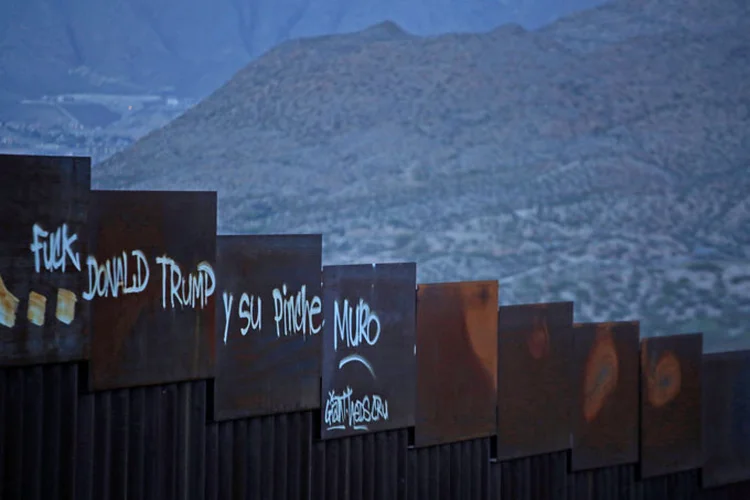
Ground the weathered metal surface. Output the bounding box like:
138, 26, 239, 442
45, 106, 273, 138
4, 361, 750, 499
409, 438, 492, 500
702, 349, 750, 489
0, 154, 91, 366
205, 409, 315, 500
640, 333, 703, 479
496, 301, 574, 460
415, 280, 498, 448
0, 363, 79, 500
75, 379, 208, 500
86, 190, 217, 391
214, 234, 322, 420
571, 321, 640, 471
321, 263, 417, 439
312, 428, 411, 500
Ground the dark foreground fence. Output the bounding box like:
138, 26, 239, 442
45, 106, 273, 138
1, 153, 749, 499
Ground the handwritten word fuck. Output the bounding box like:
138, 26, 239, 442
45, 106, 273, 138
30, 223, 81, 273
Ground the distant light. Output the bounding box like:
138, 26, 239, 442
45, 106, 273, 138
128, 106, 133, 110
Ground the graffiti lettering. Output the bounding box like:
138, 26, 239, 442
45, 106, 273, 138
221, 291, 262, 344
155, 256, 215, 310
239, 292, 262, 336
29, 223, 81, 273
272, 284, 322, 338
333, 298, 381, 351
323, 386, 389, 431
82, 250, 150, 301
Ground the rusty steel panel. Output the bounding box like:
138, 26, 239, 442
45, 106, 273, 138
702, 349, 750, 489
496, 301, 574, 460
214, 234, 322, 420
321, 263, 417, 439
571, 321, 639, 471
415, 280, 498, 448
640, 333, 703, 479
0, 154, 91, 366
86, 190, 217, 391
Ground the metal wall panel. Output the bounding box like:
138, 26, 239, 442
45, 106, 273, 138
415, 281, 498, 447
214, 235, 323, 420
87, 190, 217, 391
496, 302, 574, 460
702, 350, 750, 489
571, 321, 640, 471
640, 333, 703, 479
0, 154, 91, 366
321, 263, 417, 439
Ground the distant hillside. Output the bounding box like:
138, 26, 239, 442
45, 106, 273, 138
95, 0, 750, 351
0, 0, 604, 100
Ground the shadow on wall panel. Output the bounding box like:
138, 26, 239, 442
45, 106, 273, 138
571, 321, 639, 472
0, 154, 91, 366
213, 234, 323, 420
702, 349, 750, 489
415, 280, 498, 448
640, 333, 703, 479
86, 190, 217, 391
321, 263, 417, 439
496, 301, 574, 461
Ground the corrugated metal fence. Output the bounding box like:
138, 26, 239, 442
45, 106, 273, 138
2, 362, 750, 499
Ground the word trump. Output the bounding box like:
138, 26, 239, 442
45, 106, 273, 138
29, 223, 81, 273
155, 256, 215, 310
324, 386, 390, 431
333, 298, 381, 351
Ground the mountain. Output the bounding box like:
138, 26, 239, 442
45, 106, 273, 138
0, 0, 604, 100
94, 0, 750, 351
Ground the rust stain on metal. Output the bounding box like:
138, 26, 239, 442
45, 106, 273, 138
582, 324, 619, 423
321, 263, 417, 439
645, 350, 681, 408
214, 234, 323, 420
640, 333, 702, 479
571, 321, 639, 471
496, 301, 573, 460
0, 154, 91, 366
87, 190, 217, 391
415, 280, 498, 447
702, 349, 750, 488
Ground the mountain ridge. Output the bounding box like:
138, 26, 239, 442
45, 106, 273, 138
94, 0, 750, 350
0, 0, 606, 99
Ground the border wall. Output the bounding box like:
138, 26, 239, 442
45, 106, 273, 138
1, 153, 749, 499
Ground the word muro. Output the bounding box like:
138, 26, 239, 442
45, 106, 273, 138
324, 386, 390, 431
333, 298, 381, 352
